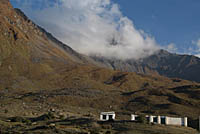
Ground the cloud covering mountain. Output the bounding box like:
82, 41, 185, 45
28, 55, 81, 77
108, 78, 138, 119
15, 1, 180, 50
13, 0, 160, 60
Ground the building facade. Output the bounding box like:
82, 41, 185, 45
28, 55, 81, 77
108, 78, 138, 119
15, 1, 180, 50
100, 112, 115, 121
131, 114, 187, 127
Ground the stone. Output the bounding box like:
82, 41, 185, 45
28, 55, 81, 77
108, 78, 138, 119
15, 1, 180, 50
4, 16, 14, 24
32, 122, 37, 125
8, 65, 12, 71
16, 19, 21, 24
49, 123, 56, 127
49, 108, 55, 112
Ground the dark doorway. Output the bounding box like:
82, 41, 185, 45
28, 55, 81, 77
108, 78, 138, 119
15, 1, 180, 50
108, 115, 113, 121
103, 115, 107, 120
161, 117, 166, 124
153, 117, 157, 123
146, 117, 150, 122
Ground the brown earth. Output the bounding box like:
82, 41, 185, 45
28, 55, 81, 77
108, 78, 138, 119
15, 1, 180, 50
0, 0, 200, 133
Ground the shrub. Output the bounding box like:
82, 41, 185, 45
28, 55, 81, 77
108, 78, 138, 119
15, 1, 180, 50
11, 116, 32, 124
59, 115, 65, 120
90, 127, 102, 134
47, 112, 55, 119
4, 109, 8, 114
11, 116, 24, 122
24, 119, 32, 125
102, 124, 112, 129
105, 130, 112, 134
137, 114, 147, 124
40, 112, 56, 121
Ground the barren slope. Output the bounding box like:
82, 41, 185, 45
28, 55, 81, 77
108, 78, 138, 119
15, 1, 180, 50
0, 0, 200, 132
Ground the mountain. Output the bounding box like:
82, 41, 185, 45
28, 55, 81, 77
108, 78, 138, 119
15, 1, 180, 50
91, 50, 200, 82
0, 0, 103, 91
0, 1, 200, 132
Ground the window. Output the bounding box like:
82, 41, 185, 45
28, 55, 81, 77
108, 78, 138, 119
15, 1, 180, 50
161, 117, 166, 124
153, 117, 157, 123
108, 115, 113, 120
103, 115, 107, 120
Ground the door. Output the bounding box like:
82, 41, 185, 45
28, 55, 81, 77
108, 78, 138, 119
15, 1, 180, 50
102, 115, 107, 120
108, 115, 113, 121
161, 117, 166, 124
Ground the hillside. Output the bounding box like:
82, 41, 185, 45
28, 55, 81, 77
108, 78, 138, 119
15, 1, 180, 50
0, 0, 200, 133
92, 49, 200, 82
0, 0, 101, 91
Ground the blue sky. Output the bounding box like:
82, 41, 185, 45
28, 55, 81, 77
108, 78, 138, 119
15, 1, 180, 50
113, 0, 200, 54
10, 0, 200, 58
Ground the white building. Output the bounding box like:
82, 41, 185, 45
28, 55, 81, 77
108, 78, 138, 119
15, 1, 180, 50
166, 116, 187, 127
100, 112, 115, 121
131, 114, 188, 127
131, 114, 138, 121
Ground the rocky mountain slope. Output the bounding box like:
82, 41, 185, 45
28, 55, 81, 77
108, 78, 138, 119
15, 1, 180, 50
0, 0, 200, 132
92, 50, 200, 82
0, 0, 103, 91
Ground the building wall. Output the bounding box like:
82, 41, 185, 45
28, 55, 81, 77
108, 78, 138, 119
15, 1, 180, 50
131, 114, 187, 127
167, 117, 183, 125
131, 114, 138, 121
100, 114, 115, 121
167, 117, 187, 127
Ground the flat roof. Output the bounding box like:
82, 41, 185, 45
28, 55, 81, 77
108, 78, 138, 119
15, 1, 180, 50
100, 111, 115, 115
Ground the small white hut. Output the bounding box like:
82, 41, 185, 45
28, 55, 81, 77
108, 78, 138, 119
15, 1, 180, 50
100, 112, 115, 121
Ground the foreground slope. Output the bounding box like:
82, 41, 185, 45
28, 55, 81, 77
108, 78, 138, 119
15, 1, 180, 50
0, 115, 198, 134
0, 0, 200, 132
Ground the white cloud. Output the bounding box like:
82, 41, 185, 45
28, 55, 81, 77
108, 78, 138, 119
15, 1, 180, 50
192, 38, 200, 52
196, 39, 200, 48
191, 38, 200, 57
165, 43, 177, 53
13, 0, 160, 60
195, 54, 200, 58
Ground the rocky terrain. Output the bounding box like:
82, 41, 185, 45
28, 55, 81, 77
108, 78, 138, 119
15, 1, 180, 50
92, 49, 200, 82
0, 0, 200, 133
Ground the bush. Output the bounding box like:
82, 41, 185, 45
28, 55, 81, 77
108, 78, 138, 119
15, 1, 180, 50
11, 116, 32, 124
4, 109, 8, 114
59, 115, 65, 120
11, 116, 24, 122
24, 119, 32, 125
47, 112, 55, 119
90, 127, 102, 134
105, 130, 112, 134
39, 112, 56, 121
137, 114, 147, 124
102, 124, 112, 129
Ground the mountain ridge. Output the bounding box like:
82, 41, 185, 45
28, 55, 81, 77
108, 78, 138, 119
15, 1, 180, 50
14, 7, 105, 66
0, 1, 200, 132
91, 49, 200, 82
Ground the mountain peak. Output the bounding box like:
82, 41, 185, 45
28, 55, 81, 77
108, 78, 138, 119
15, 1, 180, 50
0, 0, 12, 11
0, 0, 10, 4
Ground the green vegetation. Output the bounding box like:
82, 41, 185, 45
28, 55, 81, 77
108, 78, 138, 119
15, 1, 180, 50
137, 114, 148, 124
4, 109, 8, 114
10, 116, 32, 124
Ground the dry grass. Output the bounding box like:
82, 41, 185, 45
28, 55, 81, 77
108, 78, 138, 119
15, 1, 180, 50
0, 115, 198, 134
0, 1, 200, 133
